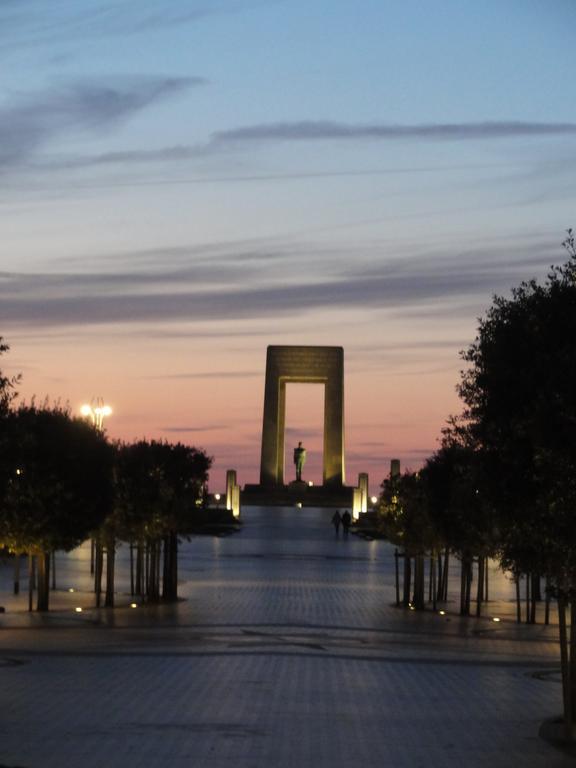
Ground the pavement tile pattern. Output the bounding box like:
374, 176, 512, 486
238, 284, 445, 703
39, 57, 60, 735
0, 506, 572, 767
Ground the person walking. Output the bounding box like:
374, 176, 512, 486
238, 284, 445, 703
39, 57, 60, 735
331, 510, 342, 537
341, 510, 352, 538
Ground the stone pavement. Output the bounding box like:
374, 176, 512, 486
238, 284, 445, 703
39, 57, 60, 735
0, 506, 572, 767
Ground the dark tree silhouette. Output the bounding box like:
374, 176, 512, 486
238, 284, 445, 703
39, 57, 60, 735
0, 405, 114, 611
459, 230, 576, 739
113, 440, 211, 603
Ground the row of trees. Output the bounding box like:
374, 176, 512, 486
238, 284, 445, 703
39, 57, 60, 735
376, 231, 576, 739
0, 355, 212, 612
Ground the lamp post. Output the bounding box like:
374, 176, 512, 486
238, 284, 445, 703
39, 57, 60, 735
80, 398, 112, 432
214, 493, 221, 510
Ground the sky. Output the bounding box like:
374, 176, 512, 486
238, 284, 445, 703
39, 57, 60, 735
1, 0, 575, 493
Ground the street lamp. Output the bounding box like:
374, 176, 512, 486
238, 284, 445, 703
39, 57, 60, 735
80, 398, 112, 432
214, 493, 221, 510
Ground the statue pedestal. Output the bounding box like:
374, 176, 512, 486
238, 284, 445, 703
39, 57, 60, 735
242, 483, 354, 508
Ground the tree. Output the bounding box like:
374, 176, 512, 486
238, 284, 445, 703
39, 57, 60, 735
458, 231, 576, 739
379, 470, 437, 609
0, 405, 114, 611
0, 337, 20, 416
113, 440, 212, 603
423, 433, 496, 615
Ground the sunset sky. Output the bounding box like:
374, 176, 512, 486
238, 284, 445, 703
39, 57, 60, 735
2, 0, 575, 492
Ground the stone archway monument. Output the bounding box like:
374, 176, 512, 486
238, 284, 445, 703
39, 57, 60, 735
260, 345, 345, 487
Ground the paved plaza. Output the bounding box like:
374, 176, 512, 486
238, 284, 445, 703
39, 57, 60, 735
0, 507, 573, 767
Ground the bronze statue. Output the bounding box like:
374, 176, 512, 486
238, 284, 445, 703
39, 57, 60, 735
293, 441, 307, 482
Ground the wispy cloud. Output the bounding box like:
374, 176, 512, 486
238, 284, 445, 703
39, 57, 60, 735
36, 121, 576, 173
212, 120, 576, 145
26, 120, 576, 178
0, 238, 558, 329
0, 76, 201, 171
0, 1, 241, 50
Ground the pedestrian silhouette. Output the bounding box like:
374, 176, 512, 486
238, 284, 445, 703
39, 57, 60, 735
331, 510, 342, 537
341, 510, 352, 537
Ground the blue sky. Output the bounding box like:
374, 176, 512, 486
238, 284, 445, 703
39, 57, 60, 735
1, 0, 575, 490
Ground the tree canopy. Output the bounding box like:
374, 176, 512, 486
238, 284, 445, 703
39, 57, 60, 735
458, 234, 576, 591
0, 404, 115, 554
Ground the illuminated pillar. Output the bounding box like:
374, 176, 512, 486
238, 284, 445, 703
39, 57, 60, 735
358, 472, 369, 513
352, 487, 363, 520
226, 469, 237, 510
231, 484, 241, 518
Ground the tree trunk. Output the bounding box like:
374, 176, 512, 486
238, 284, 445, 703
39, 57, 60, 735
36, 551, 50, 612
162, 535, 171, 601
460, 556, 468, 615
402, 554, 411, 607
465, 558, 472, 615
104, 536, 115, 608
28, 552, 35, 612
534, 573, 542, 602
161, 532, 179, 602
544, 576, 551, 626
440, 548, 450, 601
530, 573, 538, 624
94, 540, 104, 608
156, 539, 162, 600
148, 540, 159, 601
570, 600, 576, 740
170, 532, 178, 600
515, 574, 522, 623
525, 572, 531, 624
51, 551, 56, 590
130, 541, 135, 596
476, 556, 485, 617
13, 554, 20, 596
394, 549, 400, 606
413, 555, 425, 609
431, 551, 437, 611
558, 597, 573, 741
135, 540, 144, 596
145, 542, 150, 597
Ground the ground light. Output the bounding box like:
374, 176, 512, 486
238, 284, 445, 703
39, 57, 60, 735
492, 617, 501, 623
130, 603, 138, 609
74, 607, 83, 613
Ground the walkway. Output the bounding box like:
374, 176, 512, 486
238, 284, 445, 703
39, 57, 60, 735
0, 507, 571, 767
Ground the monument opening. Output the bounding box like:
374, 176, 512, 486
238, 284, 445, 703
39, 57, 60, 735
284, 382, 325, 487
